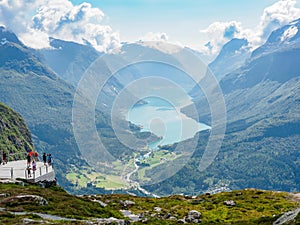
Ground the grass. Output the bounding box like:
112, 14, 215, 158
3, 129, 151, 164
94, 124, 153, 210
0, 182, 299, 224
93, 189, 299, 224
0, 182, 123, 224
137, 150, 180, 181
66, 165, 128, 190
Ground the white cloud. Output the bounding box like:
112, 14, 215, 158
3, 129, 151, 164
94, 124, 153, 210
199, 0, 300, 56
199, 21, 244, 55
139, 32, 169, 42
0, 0, 120, 52
258, 0, 300, 40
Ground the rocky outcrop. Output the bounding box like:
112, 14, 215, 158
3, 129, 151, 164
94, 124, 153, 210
273, 208, 300, 225
184, 210, 202, 223
224, 200, 236, 206
1, 194, 48, 206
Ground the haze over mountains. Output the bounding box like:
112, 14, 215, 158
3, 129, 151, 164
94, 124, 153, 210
0, 17, 299, 195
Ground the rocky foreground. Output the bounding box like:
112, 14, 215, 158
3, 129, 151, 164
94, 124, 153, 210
0, 179, 300, 225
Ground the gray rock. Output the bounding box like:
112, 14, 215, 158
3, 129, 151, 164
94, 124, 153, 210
120, 200, 135, 208
1, 195, 48, 206
178, 218, 186, 223
154, 206, 162, 212
273, 208, 300, 225
184, 210, 202, 223
23, 218, 46, 224
92, 217, 130, 225
120, 210, 140, 222
92, 199, 107, 207
224, 200, 236, 206
0, 193, 9, 198
168, 216, 177, 221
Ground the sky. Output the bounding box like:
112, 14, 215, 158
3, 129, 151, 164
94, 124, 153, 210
0, 0, 300, 56
71, 0, 279, 44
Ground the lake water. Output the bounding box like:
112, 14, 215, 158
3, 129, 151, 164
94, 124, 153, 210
127, 97, 210, 150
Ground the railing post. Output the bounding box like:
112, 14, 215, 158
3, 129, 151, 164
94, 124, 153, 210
46, 166, 48, 173
25, 170, 27, 179
39, 167, 42, 176
33, 170, 35, 179
10, 168, 13, 179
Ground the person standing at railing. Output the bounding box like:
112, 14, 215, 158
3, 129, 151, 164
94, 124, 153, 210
27, 166, 32, 178
43, 153, 47, 165
2, 152, 7, 165
34, 152, 39, 161
47, 154, 52, 166
27, 153, 31, 166
32, 161, 36, 177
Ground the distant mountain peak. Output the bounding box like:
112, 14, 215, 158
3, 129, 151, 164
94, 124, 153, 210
0, 26, 23, 46
252, 18, 300, 58
208, 38, 250, 80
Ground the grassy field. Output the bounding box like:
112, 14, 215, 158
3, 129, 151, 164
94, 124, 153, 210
66, 165, 130, 190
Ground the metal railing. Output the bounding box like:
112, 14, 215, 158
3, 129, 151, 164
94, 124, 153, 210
24, 164, 53, 180
0, 164, 52, 180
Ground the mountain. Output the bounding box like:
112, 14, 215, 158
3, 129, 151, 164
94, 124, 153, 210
0, 27, 150, 194
150, 19, 300, 195
0, 102, 34, 160
0, 27, 55, 79
209, 38, 250, 80
1, 18, 299, 197
0, 26, 88, 189
39, 38, 101, 86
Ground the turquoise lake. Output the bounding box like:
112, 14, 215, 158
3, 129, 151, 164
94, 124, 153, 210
127, 97, 210, 150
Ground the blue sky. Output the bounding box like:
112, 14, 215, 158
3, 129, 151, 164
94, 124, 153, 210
1, 0, 299, 54
70, 0, 282, 47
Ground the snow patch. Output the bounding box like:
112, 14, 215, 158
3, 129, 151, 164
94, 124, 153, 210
0, 38, 8, 45
281, 26, 298, 42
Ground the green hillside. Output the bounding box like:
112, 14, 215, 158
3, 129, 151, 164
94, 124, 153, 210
0, 102, 34, 161
0, 181, 299, 224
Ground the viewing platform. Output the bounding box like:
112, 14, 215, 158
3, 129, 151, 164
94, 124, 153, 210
0, 160, 55, 183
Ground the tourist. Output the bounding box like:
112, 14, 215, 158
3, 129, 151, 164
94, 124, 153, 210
27, 166, 31, 178
43, 153, 47, 165
2, 152, 7, 164
32, 160, 37, 173
47, 154, 52, 166
26, 153, 31, 166
34, 152, 39, 161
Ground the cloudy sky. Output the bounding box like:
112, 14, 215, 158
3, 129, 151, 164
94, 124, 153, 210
1, 0, 300, 56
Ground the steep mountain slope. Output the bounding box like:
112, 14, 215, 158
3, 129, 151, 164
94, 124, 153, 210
0, 26, 86, 188
209, 38, 250, 80
39, 38, 101, 86
0, 102, 34, 160
151, 19, 300, 195
0, 27, 144, 193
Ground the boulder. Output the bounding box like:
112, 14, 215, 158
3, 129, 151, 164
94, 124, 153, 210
184, 210, 202, 223
92, 217, 131, 225
154, 207, 162, 212
120, 200, 135, 208
178, 218, 186, 224
224, 200, 236, 206
1, 195, 48, 206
